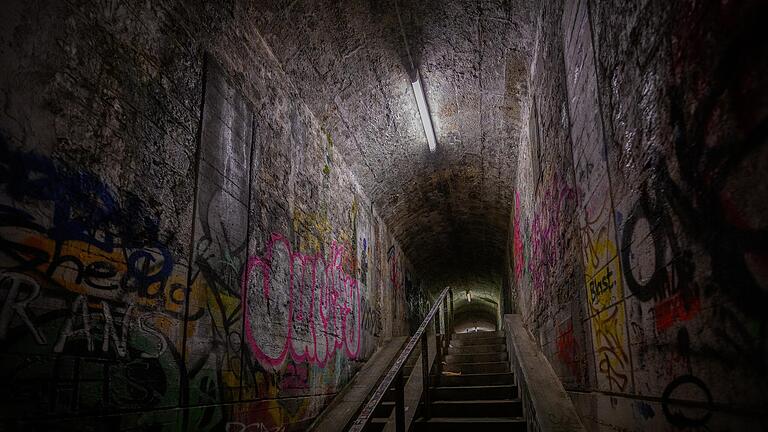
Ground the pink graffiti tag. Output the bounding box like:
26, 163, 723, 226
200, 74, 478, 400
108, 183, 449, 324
242, 233, 362, 368
513, 192, 526, 282
527, 175, 575, 308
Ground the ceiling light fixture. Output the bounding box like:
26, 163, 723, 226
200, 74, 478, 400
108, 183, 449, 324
466, 290, 472, 303
411, 73, 437, 152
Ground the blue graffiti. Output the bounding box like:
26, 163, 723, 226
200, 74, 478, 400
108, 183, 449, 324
0, 134, 174, 291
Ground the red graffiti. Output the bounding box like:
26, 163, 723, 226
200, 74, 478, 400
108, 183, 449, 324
386, 246, 407, 332
387, 246, 402, 295
282, 362, 309, 390
655, 292, 701, 332
513, 192, 526, 282
242, 233, 362, 368
556, 321, 579, 376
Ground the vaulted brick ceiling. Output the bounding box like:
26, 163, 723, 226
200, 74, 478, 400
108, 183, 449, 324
255, 0, 534, 289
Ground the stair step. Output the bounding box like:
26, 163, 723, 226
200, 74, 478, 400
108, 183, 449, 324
445, 351, 508, 364
444, 361, 508, 374
430, 399, 523, 417
382, 387, 395, 402
413, 417, 526, 431
453, 330, 504, 339
366, 417, 387, 432
432, 384, 518, 400
451, 336, 505, 346
447, 343, 506, 354
435, 371, 514, 387
373, 401, 394, 417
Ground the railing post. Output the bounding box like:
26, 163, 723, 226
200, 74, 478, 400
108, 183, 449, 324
442, 294, 449, 349
449, 288, 454, 335
421, 332, 431, 420
348, 287, 451, 432
434, 317, 442, 375
395, 369, 405, 432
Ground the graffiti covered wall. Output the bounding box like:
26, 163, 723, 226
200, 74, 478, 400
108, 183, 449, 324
508, 0, 768, 430
0, 2, 416, 430
508, 0, 591, 392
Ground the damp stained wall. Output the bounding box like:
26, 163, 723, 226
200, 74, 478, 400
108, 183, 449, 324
508, 0, 768, 430
0, 1, 422, 431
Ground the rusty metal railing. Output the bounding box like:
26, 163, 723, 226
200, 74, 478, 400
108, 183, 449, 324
348, 286, 454, 432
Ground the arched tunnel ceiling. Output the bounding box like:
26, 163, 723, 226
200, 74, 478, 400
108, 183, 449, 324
254, 1, 533, 284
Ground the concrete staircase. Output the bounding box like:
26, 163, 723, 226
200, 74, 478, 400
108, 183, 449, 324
413, 330, 525, 431
364, 347, 422, 431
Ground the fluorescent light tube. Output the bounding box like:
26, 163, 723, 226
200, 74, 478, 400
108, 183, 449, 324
411, 75, 437, 152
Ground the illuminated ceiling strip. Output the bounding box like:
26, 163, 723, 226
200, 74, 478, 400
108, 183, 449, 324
411, 73, 437, 152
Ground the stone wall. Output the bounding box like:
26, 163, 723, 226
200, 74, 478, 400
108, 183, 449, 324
0, 1, 419, 430
508, 0, 768, 429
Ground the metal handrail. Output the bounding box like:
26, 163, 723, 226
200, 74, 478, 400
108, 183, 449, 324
348, 286, 454, 432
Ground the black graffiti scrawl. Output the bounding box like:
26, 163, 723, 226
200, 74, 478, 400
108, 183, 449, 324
0, 132, 187, 425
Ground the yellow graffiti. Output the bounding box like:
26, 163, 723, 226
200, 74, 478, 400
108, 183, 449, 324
582, 231, 632, 392
292, 208, 331, 253
589, 274, 630, 393
581, 210, 616, 281
350, 197, 359, 225
1, 227, 187, 315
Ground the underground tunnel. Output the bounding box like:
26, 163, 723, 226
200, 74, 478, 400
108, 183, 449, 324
0, 0, 766, 430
